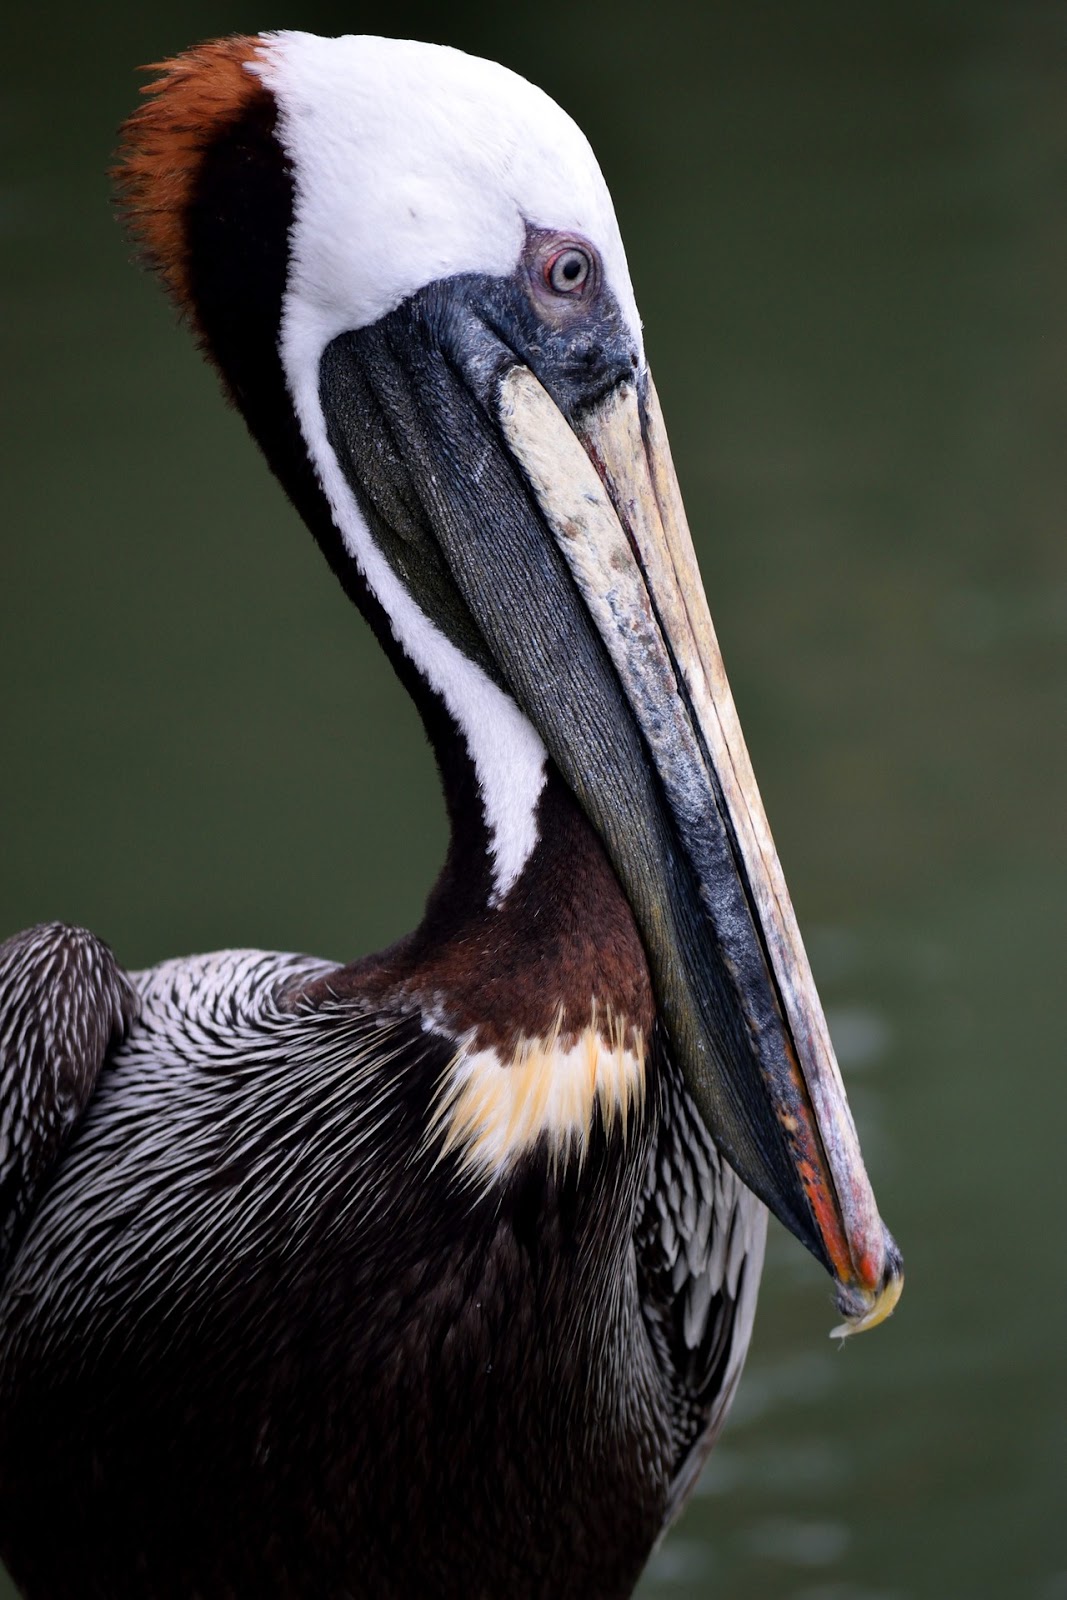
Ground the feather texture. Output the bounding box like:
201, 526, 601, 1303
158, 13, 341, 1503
0, 924, 138, 1271
0, 939, 764, 1596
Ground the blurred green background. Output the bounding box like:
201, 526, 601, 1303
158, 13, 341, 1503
2, 2, 1065, 1596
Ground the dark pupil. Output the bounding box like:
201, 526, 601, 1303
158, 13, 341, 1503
562, 255, 582, 281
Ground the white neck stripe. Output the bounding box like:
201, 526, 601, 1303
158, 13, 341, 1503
283, 355, 547, 904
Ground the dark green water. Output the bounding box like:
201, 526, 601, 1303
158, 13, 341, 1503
2, 3, 1064, 1596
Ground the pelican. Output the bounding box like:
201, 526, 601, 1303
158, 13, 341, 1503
0, 32, 902, 1599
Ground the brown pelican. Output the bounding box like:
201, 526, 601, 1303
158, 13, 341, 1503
0, 32, 901, 1599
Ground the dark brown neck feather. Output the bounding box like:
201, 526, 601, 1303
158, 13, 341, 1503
308, 754, 655, 1055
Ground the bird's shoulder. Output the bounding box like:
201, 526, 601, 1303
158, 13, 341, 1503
125, 944, 336, 1047
0, 941, 446, 1338
94, 944, 434, 1154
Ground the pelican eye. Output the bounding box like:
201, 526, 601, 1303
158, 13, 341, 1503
546, 246, 592, 295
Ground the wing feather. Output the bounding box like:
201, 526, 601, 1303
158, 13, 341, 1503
0, 924, 138, 1268
635, 1042, 767, 1524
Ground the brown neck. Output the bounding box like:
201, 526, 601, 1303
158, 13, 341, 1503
325, 755, 654, 1055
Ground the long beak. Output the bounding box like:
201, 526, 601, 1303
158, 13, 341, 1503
319, 313, 902, 1334
494, 366, 901, 1334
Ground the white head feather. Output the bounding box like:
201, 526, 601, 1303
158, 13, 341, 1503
249, 31, 642, 354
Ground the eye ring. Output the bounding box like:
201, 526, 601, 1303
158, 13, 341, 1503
545, 245, 593, 296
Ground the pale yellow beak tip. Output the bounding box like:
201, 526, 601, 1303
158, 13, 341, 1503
829, 1269, 904, 1341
